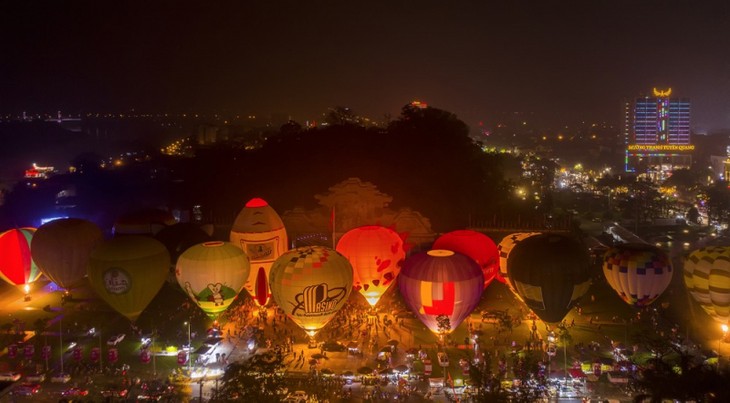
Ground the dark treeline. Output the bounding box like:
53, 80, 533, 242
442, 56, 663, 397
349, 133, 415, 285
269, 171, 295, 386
0, 104, 526, 232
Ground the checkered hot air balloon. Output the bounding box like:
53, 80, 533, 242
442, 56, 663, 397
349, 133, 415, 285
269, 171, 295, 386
269, 246, 352, 338
505, 234, 591, 323
684, 246, 730, 323
398, 250, 484, 336
602, 243, 672, 308
434, 230, 501, 288
336, 225, 405, 307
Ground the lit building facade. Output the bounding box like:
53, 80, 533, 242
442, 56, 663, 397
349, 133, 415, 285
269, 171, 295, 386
624, 88, 692, 180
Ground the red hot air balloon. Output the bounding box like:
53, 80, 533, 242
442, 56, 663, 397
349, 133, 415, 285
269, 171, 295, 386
336, 225, 405, 307
0, 228, 42, 293
433, 230, 501, 288
398, 250, 484, 336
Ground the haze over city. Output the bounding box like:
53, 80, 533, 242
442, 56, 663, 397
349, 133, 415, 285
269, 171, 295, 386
2, 1, 730, 131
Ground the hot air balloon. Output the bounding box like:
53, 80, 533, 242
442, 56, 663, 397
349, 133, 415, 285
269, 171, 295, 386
398, 250, 484, 336
269, 246, 352, 338
434, 230, 501, 288
87, 236, 170, 322
113, 208, 176, 236
684, 246, 730, 323
31, 218, 104, 290
336, 225, 405, 307
0, 228, 41, 294
176, 241, 250, 318
505, 234, 591, 323
230, 198, 288, 307
497, 232, 540, 291
603, 243, 672, 307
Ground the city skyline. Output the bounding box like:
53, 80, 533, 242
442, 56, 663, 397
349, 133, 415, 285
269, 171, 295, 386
2, 1, 730, 132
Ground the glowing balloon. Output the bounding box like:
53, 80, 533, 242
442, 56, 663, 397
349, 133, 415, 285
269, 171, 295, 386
684, 246, 730, 323
0, 228, 41, 289
336, 225, 405, 306
230, 198, 288, 307
269, 246, 352, 337
497, 232, 540, 291
603, 243, 672, 307
505, 234, 591, 323
31, 218, 104, 290
398, 250, 484, 335
434, 230, 500, 288
176, 241, 250, 318
88, 236, 170, 322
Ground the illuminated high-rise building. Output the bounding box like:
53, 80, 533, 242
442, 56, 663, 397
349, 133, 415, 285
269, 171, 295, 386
624, 88, 693, 180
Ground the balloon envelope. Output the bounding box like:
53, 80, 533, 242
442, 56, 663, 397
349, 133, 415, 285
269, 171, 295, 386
336, 225, 404, 307
684, 246, 730, 323
230, 198, 288, 307
506, 234, 591, 323
603, 243, 672, 307
434, 230, 500, 288
31, 218, 104, 290
0, 228, 41, 287
269, 246, 352, 337
176, 241, 250, 318
88, 236, 170, 322
398, 250, 484, 335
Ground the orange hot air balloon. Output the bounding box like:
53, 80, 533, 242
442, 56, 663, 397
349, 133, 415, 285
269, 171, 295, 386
433, 230, 501, 288
269, 246, 352, 337
31, 218, 104, 290
0, 228, 42, 291
87, 236, 170, 322
230, 198, 288, 307
336, 225, 405, 307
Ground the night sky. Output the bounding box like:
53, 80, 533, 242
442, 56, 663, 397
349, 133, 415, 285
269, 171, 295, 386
2, 1, 730, 131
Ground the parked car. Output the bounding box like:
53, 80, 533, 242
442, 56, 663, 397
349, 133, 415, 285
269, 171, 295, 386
50, 373, 71, 383
101, 387, 128, 398
107, 333, 125, 346
321, 341, 346, 352
283, 390, 308, 403
0, 372, 21, 382
24, 373, 45, 382
11, 383, 40, 396
61, 387, 89, 396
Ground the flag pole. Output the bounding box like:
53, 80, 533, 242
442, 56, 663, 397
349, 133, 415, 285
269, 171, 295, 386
331, 206, 336, 249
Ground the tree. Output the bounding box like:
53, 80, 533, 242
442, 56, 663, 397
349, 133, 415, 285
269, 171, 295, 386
703, 180, 730, 226
436, 315, 452, 346
213, 351, 286, 402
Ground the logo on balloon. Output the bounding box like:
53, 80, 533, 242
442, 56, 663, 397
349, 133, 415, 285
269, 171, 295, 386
103, 267, 132, 294
244, 240, 276, 261
292, 283, 347, 317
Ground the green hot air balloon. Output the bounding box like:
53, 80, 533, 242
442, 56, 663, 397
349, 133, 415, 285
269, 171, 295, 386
504, 233, 591, 324
176, 241, 250, 318
88, 236, 170, 322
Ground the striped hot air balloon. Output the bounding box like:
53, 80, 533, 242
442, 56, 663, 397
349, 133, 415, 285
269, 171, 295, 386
398, 250, 484, 335
684, 246, 730, 323
602, 243, 672, 307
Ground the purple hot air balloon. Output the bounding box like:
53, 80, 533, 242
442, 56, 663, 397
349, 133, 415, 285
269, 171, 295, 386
398, 250, 484, 336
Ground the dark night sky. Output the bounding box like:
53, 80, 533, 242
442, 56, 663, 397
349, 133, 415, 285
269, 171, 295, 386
2, 1, 730, 131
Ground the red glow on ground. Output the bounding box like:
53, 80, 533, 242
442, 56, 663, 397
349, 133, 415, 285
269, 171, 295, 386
245, 198, 269, 208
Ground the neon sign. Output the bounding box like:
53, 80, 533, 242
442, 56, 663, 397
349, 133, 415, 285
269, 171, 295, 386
653, 88, 672, 97
627, 144, 694, 152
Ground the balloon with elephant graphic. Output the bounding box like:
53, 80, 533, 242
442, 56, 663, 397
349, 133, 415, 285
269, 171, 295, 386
269, 246, 353, 338
175, 241, 250, 318
87, 236, 170, 322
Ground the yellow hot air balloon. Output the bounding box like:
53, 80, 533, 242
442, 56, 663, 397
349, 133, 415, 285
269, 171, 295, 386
176, 241, 250, 318
31, 218, 104, 290
88, 236, 170, 322
684, 246, 730, 323
230, 198, 288, 307
269, 246, 352, 338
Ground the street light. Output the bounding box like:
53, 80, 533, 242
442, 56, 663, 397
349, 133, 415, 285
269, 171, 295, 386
720, 324, 729, 369
184, 320, 192, 374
